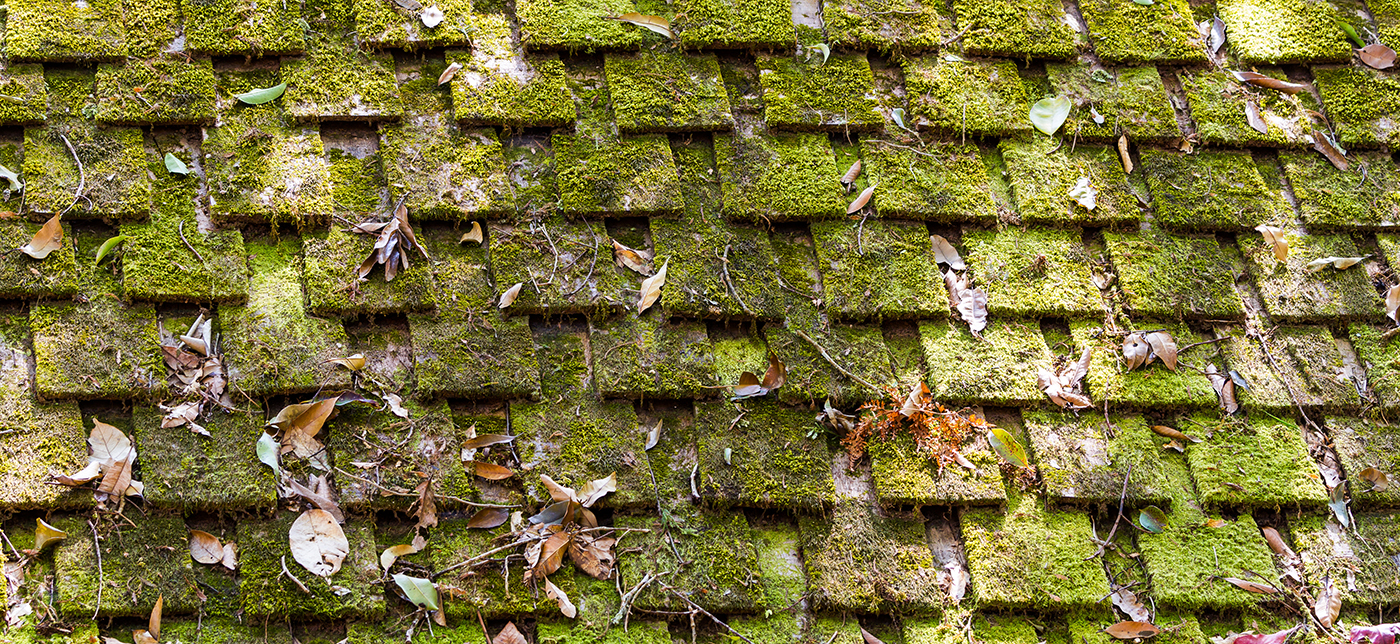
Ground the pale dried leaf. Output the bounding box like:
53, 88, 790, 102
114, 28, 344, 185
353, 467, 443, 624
644, 418, 662, 451
420, 5, 444, 28
1209, 17, 1227, 54
52, 460, 102, 486
1223, 577, 1277, 594
1111, 585, 1152, 623
840, 159, 861, 185
96, 458, 133, 496
271, 398, 336, 459
1361, 467, 1391, 492
611, 239, 654, 275
499, 282, 523, 309
1386, 284, 1400, 325
133, 630, 157, 644
1255, 225, 1288, 261
438, 61, 463, 85
637, 259, 668, 313
1307, 256, 1367, 271
1069, 176, 1097, 210
384, 392, 409, 418
1122, 333, 1151, 371
847, 184, 875, 214
1150, 425, 1200, 443
289, 509, 349, 577
956, 288, 988, 334
930, 234, 965, 270
861, 627, 887, 644
1144, 331, 1178, 371
220, 542, 237, 570
1029, 95, 1072, 135
1118, 134, 1134, 174
575, 472, 617, 508
287, 477, 344, 523
89, 419, 133, 468
328, 354, 365, 371
613, 12, 672, 37
494, 622, 527, 644
148, 595, 163, 641
539, 474, 577, 503
1244, 100, 1267, 134
545, 577, 577, 618
189, 530, 223, 564
901, 381, 930, 417
1314, 575, 1341, 628
34, 518, 67, 551
17, 214, 62, 259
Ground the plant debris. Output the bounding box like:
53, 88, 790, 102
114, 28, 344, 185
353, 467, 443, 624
349, 202, 430, 282
637, 259, 668, 312
1255, 225, 1288, 261
1029, 95, 1072, 135
17, 214, 62, 259
158, 313, 228, 437
611, 239, 654, 275
1038, 347, 1093, 409
288, 509, 349, 577
610, 12, 672, 37
730, 353, 786, 401
51, 419, 143, 503
1122, 330, 1176, 371
1360, 43, 1398, 69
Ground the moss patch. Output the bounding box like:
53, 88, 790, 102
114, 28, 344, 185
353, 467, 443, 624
823, 0, 948, 50
1025, 409, 1194, 505
950, 0, 1080, 58
1185, 413, 1329, 508
0, 63, 49, 124
800, 502, 944, 613
302, 224, 439, 316
811, 219, 948, 321
1003, 137, 1142, 227
1141, 148, 1288, 231
755, 52, 882, 131
695, 399, 834, 509
488, 215, 628, 313
674, 0, 793, 48
704, 519, 814, 644
1138, 511, 1278, 610
181, 0, 304, 54
1217, 0, 1356, 63
1046, 64, 1180, 141
330, 399, 476, 510
279, 34, 403, 121
962, 489, 1110, 609
715, 119, 844, 222
1347, 323, 1400, 410
93, 57, 216, 125
552, 133, 684, 216
1293, 512, 1400, 606
1314, 65, 1400, 149
446, 17, 574, 127
963, 226, 1103, 318
1179, 68, 1320, 147
590, 310, 715, 398
1327, 416, 1400, 508
903, 56, 1032, 137
54, 513, 197, 617
429, 519, 572, 618
238, 512, 385, 619
617, 508, 767, 613
511, 398, 654, 508
919, 318, 1050, 405
1105, 228, 1245, 320
1075, 0, 1206, 63
1069, 319, 1217, 409
1215, 324, 1357, 411
6, 0, 127, 61
869, 431, 1008, 506
860, 137, 1001, 223
1239, 230, 1382, 323
133, 404, 276, 511
605, 51, 733, 133
353, 0, 473, 47
0, 219, 79, 299
906, 612, 1041, 644
25, 79, 151, 220
516, 0, 654, 51
537, 570, 671, 643
1283, 150, 1400, 230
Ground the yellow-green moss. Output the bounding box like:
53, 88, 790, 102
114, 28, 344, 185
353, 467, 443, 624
1284, 150, 1400, 229
919, 318, 1049, 405
93, 57, 216, 125
605, 51, 734, 133
488, 215, 628, 313
1138, 511, 1278, 610
861, 137, 1001, 223
869, 432, 1008, 505
353, 0, 475, 48
381, 119, 513, 219
591, 310, 716, 398
1217, 0, 1356, 63
906, 612, 1041, 644
133, 404, 277, 510
511, 398, 655, 507
6, 0, 127, 61
0, 219, 79, 299
902, 56, 1032, 137
1179, 68, 1319, 147
1026, 409, 1195, 504
1238, 230, 1383, 323
675, 0, 793, 48
1046, 63, 1181, 141
1104, 228, 1246, 320
1327, 416, 1400, 508
516, 0, 650, 51
799, 502, 945, 613
716, 122, 844, 222
301, 224, 440, 316
537, 571, 671, 643
24, 100, 151, 220
181, 0, 304, 54
552, 133, 684, 216
1140, 148, 1288, 231
1314, 65, 1400, 149
1215, 324, 1357, 411
238, 512, 386, 619
1347, 322, 1400, 410
756, 53, 882, 130
963, 226, 1103, 318
1069, 319, 1217, 409
446, 17, 574, 127
1293, 512, 1400, 605
951, 0, 1081, 58
0, 63, 48, 124
810, 219, 948, 320
54, 514, 198, 617
1076, 0, 1207, 62
279, 35, 403, 120
1002, 136, 1142, 226
617, 509, 768, 613
822, 0, 948, 51
961, 488, 1110, 609
695, 399, 835, 509
1185, 413, 1329, 508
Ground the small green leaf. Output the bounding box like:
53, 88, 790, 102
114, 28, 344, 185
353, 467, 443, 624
1336, 19, 1365, 47
164, 152, 189, 175
987, 427, 1028, 468
94, 235, 128, 264
810, 43, 830, 63
0, 164, 21, 191
393, 573, 441, 610
1029, 95, 1072, 136
256, 432, 281, 478
1138, 505, 1168, 533
234, 82, 287, 106
1132, 0, 1153, 5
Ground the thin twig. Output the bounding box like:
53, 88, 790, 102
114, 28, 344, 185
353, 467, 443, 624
178, 220, 206, 264
59, 134, 85, 215
659, 582, 759, 644
612, 571, 660, 625
1087, 464, 1133, 560
790, 328, 882, 391
1177, 336, 1229, 353
1249, 327, 1316, 430
432, 537, 533, 579
333, 467, 516, 508
940, 20, 976, 46
475, 610, 491, 644
719, 244, 755, 316
280, 555, 310, 593
89, 520, 103, 620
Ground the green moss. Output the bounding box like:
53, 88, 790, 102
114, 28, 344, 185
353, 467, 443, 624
537, 571, 671, 643
381, 115, 512, 219
162, 619, 293, 644
604, 51, 733, 133
799, 502, 944, 613
1104, 228, 1246, 320
649, 144, 782, 318
1327, 416, 1400, 507
516, 0, 650, 51
1138, 511, 1278, 610
345, 320, 415, 391
429, 518, 575, 618
963, 226, 1103, 318
919, 318, 1049, 405
302, 224, 439, 316
869, 432, 1008, 506
92, 57, 216, 125
531, 321, 594, 399
238, 512, 386, 619
0, 63, 48, 124
1284, 150, 1400, 229
133, 404, 276, 510
1141, 148, 1289, 231
1238, 230, 1382, 323
1003, 137, 1142, 226
961, 488, 1110, 609
1025, 409, 1194, 504
6, 0, 126, 61
1185, 413, 1329, 508
353, 0, 474, 47
1180, 68, 1320, 147
951, 0, 1080, 57
446, 17, 574, 127
330, 399, 476, 510
617, 509, 767, 613
1217, 0, 1356, 63
1314, 65, 1400, 149
552, 133, 684, 215
1347, 323, 1400, 410
811, 219, 948, 320
181, 0, 303, 54
204, 68, 334, 226
279, 34, 403, 121
54, 514, 198, 617
503, 135, 561, 217
755, 53, 882, 131
716, 122, 843, 222
24, 92, 151, 219
590, 311, 715, 398
1215, 325, 1357, 411
1045, 64, 1180, 141
0, 219, 79, 299
902, 56, 1032, 137
906, 613, 1041, 644
1068, 319, 1217, 409
350, 614, 486, 644
489, 215, 628, 313
822, 0, 948, 51
511, 399, 655, 507
675, 0, 793, 48
1076, 0, 1207, 62
695, 399, 834, 509
1065, 610, 1207, 644
860, 137, 1001, 223
1293, 512, 1400, 606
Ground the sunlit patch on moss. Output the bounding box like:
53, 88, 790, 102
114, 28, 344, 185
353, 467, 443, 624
674, 0, 794, 48
1069, 319, 1217, 409
1105, 228, 1245, 320
695, 399, 834, 508
1076, 0, 1206, 63
237, 512, 386, 619
1138, 510, 1278, 610
1179, 68, 1320, 147
811, 218, 948, 320
964, 226, 1103, 318
861, 137, 1002, 223
950, 0, 1081, 58
920, 318, 1050, 405
617, 508, 768, 613
1315, 65, 1400, 149
1184, 413, 1329, 508
756, 52, 882, 131
1141, 148, 1289, 231
1217, 0, 1357, 63
902, 56, 1032, 137
446, 17, 574, 127
715, 117, 844, 222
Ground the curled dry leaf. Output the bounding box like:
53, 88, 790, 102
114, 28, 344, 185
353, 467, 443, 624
1315, 575, 1341, 628
568, 532, 616, 579
289, 509, 349, 577
1360, 467, 1391, 491
612, 12, 672, 38
847, 183, 876, 214
1213, 626, 1300, 644
861, 627, 888, 644
189, 530, 224, 564
1206, 364, 1240, 414
545, 577, 577, 618
1386, 284, 1400, 325
494, 622, 528, 644
1122, 334, 1151, 371
731, 353, 786, 400
467, 507, 510, 529
1255, 225, 1289, 261
930, 234, 965, 270
438, 61, 463, 85
419, 5, 444, 27
18, 213, 63, 259
1150, 425, 1201, 443
1104, 622, 1161, 640
34, 518, 67, 551
1306, 256, 1367, 271
1209, 17, 1227, 54
149, 595, 163, 641
611, 238, 654, 275
1231, 70, 1309, 94
1144, 331, 1178, 371
459, 221, 483, 245
270, 398, 337, 459
380, 537, 425, 570
637, 259, 668, 313
1111, 584, 1152, 623
1360, 43, 1398, 70
221, 543, 238, 570
462, 433, 515, 450
644, 418, 662, 450
1069, 176, 1097, 210
328, 353, 365, 371
1244, 100, 1267, 134
1222, 577, 1277, 594
1118, 134, 1134, 174
499, 282, 523, 308
840, 159, 862, 186
1314, 132, 1350, 171
956, 288, 988, 335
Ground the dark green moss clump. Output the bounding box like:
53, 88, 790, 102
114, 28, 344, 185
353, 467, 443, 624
605, 52, 734, 133
238, 512, 386, 619
1215, 325, 1357, 411
133, 405, 277, 511
353, 0, 474, 47
756, 52, 882, 131
93, 57, 216, 125
1138, 511, 1279, 610
861, 137, 1002, 223
674, 0, 794, 48
811, 218, 948, 320
381, 122, 513, 219
591, 311, 716, 398
1347, 323, 1400, 410
54, 514, 198, 617
1315, 65, 1400, 148
1238, 230, 1383, 323
799, 502, 945, 613
962, 489, 1110, 609
903, 56, 1032, 137
1327, 416, 1400, 508
1179, 68, 1320, 147
5, 0, 127, 61
616, 509, 768, 613
1217, 0, 1356, 64
1075, 0, 1207, 63
964, 226, 1103, 318
695, 399, 834, 509
1002, 137, 1142, 227
823, 0, 949, 50
446, 16, 574, 127
950, 0, 1081, 58
715, 121, 845, 222
1046, 64, 1181, 141
536, 571, 672, 643
181, 0, 304, 54
1185, 414, 1329, 508
1105, 228, 1245, 320
302, 224, 439, 317
1141, 149, 1289, 231
1025, 410, 1194, 504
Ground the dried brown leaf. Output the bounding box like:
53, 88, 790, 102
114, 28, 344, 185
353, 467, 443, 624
1150, 425, 1200, 443
1386, 284, 1400, 325
34, 518, 67, 551
499, 282, 523, 309
930, 234, 965, 270
568, 533, 616, 579
840, 159, 862, 186
1111, 585, 1152, 623
1118, 134, 1134, 174
189, 530, 223, 564
847, 184, 876, 214
1144, 331, 1178, 371
1222, 577, 1277, 594
612, 12, 672, 37
611, 239, 654, 275
1255, 225, 1289, 262
1360, 467, 1391, 491
1206, 364, 1240, 414
956, 288, 988, 334
530, 531, 572, 583
270, 398, 336, 459
380, 543, 421, 570
467, 507, 510, 529
1104, 622, 1160, 640
1313, 133, 1349, 171
575, 472, 617, 508
1232, 70, 1309, 94
328, 354, 365, 371
96, 458, 133, 496
1360, 43, 1398, 69
149, 595, 163, 640
463, 434, 515, 450
471, 462, 515, 480
288, 509, 349, 577
437, 61, 463, 85
1314, 575, 1341, 628
494, 622, 527, 644
18, 214, 63, 259
1123, 333, 1150, 371
637, 259, 668, 312
286, 477, 345, 523
861, 627, 887, 644
540, 474, 576, 502
760, 352, 786, 390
